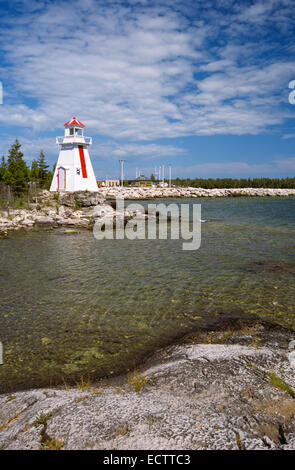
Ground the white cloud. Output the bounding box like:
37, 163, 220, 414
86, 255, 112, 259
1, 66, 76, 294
0, 135, 56, 165
172, 157, 295, 178
97, 141, 186, 161
0, 0, 294, 171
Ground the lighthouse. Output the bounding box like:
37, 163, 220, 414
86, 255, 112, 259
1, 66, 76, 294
50, 117, 98, 192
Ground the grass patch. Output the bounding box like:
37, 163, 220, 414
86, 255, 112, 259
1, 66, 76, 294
76, 374, 91, 392
5, 396, 16, 403
41, 437, 64, 450
32, 412, 52, 428
267, 372, 295, 399
235, 432, 243, 450
221, 329, 234, 341
204, 332, 213, 344
251, 336, 260, 349
61, 376, 70, 391
74, 200, 82, 211
0, 413, 19, 432
112, 423, 130, 438
246, 362, 259, 371
126, 371, 148, 393
75, 395, 89, 403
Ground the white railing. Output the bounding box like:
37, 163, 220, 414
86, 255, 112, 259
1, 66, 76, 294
56, 136, 92, 145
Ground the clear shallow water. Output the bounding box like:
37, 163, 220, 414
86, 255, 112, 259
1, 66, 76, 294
0, 197, 294, 392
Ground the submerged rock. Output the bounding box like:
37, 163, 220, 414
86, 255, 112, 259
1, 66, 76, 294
242, 261, 295, 274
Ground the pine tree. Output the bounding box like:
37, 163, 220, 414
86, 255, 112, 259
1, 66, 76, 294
6, 139, 29, 194
44, 171, 52, 189
0, 155, 7, 182
37, 150, 49, 187
30, 159, 39, 182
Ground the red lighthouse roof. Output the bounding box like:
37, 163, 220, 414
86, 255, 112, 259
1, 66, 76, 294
64, 117, 85, 127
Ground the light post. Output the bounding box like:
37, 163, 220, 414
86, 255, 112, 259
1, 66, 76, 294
119, 160, 125, 187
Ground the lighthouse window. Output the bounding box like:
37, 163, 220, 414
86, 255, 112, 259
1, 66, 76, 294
70, 128, 74, 135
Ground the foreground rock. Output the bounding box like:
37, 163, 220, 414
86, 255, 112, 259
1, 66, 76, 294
1, 320, 295, 450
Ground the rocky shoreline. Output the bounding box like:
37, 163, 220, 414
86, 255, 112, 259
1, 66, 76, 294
1, 188, 294, 235
0, 318, 295, 450
0, 190, 112, 235
101, 186, 295, 199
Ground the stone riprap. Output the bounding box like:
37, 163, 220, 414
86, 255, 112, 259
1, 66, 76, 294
1, 320, 295, 450
101, 186, 295, 199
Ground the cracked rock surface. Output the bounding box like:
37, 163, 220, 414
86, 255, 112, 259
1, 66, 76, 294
1, 320, 295, 450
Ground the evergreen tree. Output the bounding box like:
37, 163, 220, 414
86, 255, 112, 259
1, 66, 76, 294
0, 155, 7, 182
37, 150, 49, 187
30, 159, 39, 182
44, 169, 53, 189
6, 139, 29, 194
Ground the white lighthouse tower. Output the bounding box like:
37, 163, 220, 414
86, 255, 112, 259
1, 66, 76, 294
50, 117, 98, 192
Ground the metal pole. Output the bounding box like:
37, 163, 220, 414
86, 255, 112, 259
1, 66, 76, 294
169, 164, 172, 188
119, 160, 125, 187
162, 165, 165, 184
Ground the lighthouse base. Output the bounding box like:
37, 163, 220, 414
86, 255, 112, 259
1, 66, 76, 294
50, 145, 98, 192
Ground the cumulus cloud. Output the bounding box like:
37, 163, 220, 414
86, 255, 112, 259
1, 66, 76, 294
97, 141, 186, 160
173, 157, 295, 178
0, 0, 294, 171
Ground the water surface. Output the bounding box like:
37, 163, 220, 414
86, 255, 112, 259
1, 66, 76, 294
0, 197, 294, 392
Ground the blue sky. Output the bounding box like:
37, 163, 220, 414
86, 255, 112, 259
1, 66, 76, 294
0, 0, 295, 179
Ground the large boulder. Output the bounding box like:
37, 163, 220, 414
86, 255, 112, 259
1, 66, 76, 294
92, 203, 114, 218
34, 216, 55, 228
75, 191, 106, 207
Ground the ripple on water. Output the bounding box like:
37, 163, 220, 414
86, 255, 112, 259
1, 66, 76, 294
0, 197, 294, 392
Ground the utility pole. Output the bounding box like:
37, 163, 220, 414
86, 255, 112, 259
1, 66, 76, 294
162, 165, 165, 184
119, 160, 125, 187
168, 164, 172, 187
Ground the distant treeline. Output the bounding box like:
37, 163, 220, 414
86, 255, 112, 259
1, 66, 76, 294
172, 177, 295, 189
